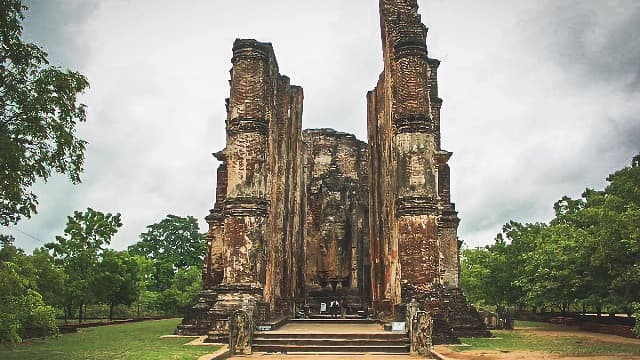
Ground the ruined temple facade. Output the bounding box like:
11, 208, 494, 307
178, 0, 487, 343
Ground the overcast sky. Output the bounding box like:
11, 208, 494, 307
6, 0, 640, 252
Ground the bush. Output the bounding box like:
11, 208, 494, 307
0, 289, 58, 344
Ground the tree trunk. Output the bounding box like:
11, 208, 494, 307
109, 303, 114, 321
79, 301, 84, 323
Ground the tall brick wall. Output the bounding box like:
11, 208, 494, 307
182, 39, 306, 340
367, 0, 480, 342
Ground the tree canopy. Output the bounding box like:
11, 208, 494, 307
0, 0, 90, 226
461, 154, 640, 315
45, 208, 123, 322
0, 240, 58, 344
129, 214, 206, 292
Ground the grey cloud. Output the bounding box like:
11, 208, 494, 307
6, 1, 640, 253
524, 0, 640, 90
23, 0, 97, 68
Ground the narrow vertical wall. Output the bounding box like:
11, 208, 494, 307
367, 1, 470, 342
365, 0, 490, 344
202, 159, 227, 289
200, 39, 305, 341
222, 39, 271, 287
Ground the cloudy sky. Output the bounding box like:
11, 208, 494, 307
6, 0, 640, 252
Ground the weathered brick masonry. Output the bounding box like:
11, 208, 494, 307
178, 39, 305, 340
368, 0, 487, 342
302, 129, 370, 304
177, 0, 488, 344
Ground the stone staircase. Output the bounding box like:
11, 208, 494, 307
252, 319, 409, 354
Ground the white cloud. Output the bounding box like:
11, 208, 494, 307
7, 0, 639, 251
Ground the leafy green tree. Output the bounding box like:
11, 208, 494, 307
46, 208, 122, 323
91, 250, 142, 320
460, 154, 640, 316
129, 215, 205, 292
515, 224, 591, 313
0, 240, 57, 344
30, 247, 66, 313
155, 267, 202, 315
551, 157, 640, 314
0, 0, 90, 226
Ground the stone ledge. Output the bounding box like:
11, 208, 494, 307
198, 345, 230, 360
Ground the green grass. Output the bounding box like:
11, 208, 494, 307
513, 320, 558, 329
0, 318, 219, 360
453, 329, 640, 356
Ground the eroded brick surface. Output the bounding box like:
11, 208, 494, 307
179, 0, 487, 344
367, 0, 484, 342
302, 129, 370, 301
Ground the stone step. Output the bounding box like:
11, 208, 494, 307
255, 332, 406, 340
252, 344, 410, 353
288, 318, 377, 324
309, 314, 365, 319
253, 338, 408, 346
253, 330, 410, 354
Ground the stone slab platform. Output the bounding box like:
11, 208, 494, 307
227, 355, 415, 359
259, 322, 387, 334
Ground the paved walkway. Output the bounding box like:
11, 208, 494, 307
227, 355, 413, 359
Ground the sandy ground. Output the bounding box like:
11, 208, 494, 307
433, 348, 640, 360
434, 325, 640, 360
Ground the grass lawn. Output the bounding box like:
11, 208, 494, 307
0, 318, 219, 360
451, 321, 640, 357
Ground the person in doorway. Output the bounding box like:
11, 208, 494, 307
340, 298, 348, 319
330, 299, 340, 318
303, 300, 311, 317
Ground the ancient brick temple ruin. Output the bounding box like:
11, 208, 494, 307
177, 0, 488, 343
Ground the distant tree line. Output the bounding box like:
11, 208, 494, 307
0, 0, 207, 345
1, 211, 206, 344
460, 155, 640, 333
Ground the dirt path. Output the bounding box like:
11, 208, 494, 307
434, 348, 640, 360
434, 326, 640, 360
516, 326, 640, 345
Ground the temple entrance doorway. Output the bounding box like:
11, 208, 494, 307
301, 129, 372, 320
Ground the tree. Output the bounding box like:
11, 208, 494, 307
129, 215, 206, 292
45, 208, 122, 323
155, 267, 202, 315
91, 250, 142, 320
515, 224, 591, 313
31, 247, 66, 313
459, 154, 640, 316
0, 0, 90, 226
459, 247, 493, 306
0, 240, 57, 344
